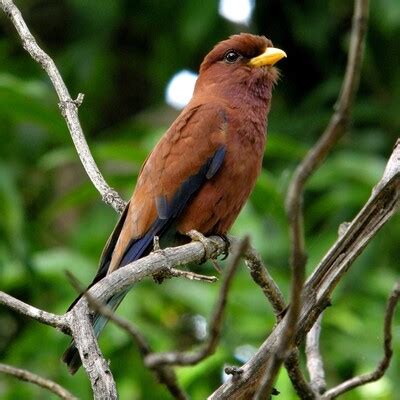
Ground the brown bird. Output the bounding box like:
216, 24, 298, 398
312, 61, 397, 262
63, 33, 286, 373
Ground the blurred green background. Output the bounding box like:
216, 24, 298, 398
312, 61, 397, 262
0, 0, 399, 399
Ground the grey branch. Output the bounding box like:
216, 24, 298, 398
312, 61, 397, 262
255, 0, 370, 397
209, 136, 399, 398
66, 271, 188, 400
0, 291, 69, 333
306, 314, 326, 394
68, 302, 118, 400
0, 0, 126, 214
72, 236, 227, 308
167, 267, 218, 283
237, 239, 286, 315
0, 363, 78, 400
322, 282, 400, 399
144, 237, 249, 368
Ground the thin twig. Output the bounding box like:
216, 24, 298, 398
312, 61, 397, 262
0, 0, 126, 214
255, 1, 370, 397
0, 291, 69, 333
167, 267, 218, 283
145, 237, 249, 368
0, 363, 78, 400
285, 349, 317, 400
66, 271, 189, 400
306, 314, 326, 394
322, 282, 400, 399
233, 238, 285, 315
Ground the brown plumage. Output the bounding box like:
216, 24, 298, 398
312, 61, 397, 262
63, 33, 286, 373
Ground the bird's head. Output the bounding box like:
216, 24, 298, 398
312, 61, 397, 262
194, 33, 286, 106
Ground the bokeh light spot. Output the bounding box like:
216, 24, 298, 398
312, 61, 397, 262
218, 0, 255, 25
165, 70, 198, 109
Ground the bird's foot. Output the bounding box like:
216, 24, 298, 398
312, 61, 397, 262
209, 235, 230, 272
219, 234, 230, 260
186, 230, 222, 264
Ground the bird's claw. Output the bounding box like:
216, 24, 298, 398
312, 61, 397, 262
219, 234, 230, 260
186, 230, 221, 263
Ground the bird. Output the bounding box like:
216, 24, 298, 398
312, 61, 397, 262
62, 33, 286, 373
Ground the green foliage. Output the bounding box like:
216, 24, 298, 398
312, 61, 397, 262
0, 1, 399, 399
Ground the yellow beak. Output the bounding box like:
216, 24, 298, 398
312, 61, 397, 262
248, 47, 287, 67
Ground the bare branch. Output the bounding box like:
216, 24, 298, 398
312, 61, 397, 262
0, 291, 69, 333
68, 302, 118, 399
0, 0, 126, 214
144, 237, 249, 368
167, 267, 218, 283
209, 136, 399, 399
77, 236, 227, 308
66, 271, 188, 400
306, 314, 326, 394
253, 1, 371, 397
0, 363, 78, 400
234, 238, 286, 315
322, 282, 400, 399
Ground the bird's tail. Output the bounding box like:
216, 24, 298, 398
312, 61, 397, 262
62, 290, 128, 374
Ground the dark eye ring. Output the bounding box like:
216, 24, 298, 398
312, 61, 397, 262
224, 50, 240, 63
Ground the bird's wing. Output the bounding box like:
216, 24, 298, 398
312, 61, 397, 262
103, 103, 228, 278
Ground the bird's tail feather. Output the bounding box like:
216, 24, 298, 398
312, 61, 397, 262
62, 290, 128, 374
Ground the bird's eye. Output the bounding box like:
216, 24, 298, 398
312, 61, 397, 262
224, 50, 240, 63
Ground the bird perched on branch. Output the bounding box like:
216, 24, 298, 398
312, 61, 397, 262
63, 33, 286, 373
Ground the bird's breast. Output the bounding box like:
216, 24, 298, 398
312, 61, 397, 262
177, 114, 266, 235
